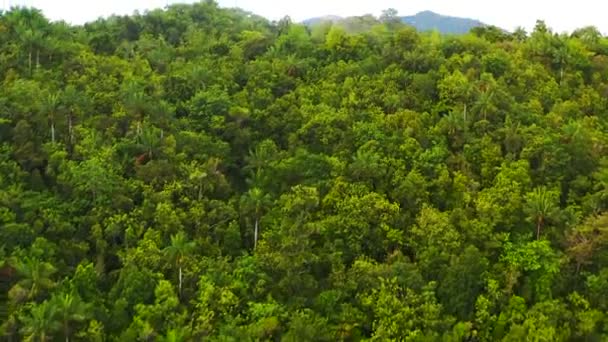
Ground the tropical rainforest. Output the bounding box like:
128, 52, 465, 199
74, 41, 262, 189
2, 1, 608, 340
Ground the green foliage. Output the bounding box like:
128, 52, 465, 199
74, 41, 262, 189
1, 2, 608, 340
19, 300, 61, 342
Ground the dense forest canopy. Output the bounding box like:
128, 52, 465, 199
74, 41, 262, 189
2, 1, 608, 340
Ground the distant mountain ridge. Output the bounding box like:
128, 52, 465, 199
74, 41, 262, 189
302, 15, 343, 26
401, 11, 485, 34
303, 10, 487, 35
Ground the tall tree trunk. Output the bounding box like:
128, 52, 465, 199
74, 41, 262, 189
536, 216, 543, 240
178, 265, 182, 298
254, 219, 259, 250
64, 321, 69, 342
95, 250, 105, 275
68, 115, 73, 144
36, 49, 40, 69
28, 49, 32, 74
51, 121, 55, 143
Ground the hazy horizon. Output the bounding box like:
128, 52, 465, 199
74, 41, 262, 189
0, 0, 605, 34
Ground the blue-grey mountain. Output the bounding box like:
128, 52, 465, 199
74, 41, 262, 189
303, 10, 487, 34
401, 10, 485, 34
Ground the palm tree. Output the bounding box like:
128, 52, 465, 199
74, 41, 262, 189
12, 257, 56, 300
10, 8, 48, 73
51, 293, 89, 342
241, 187, 272, 250
160, 328, 188, 342
42, 93, 60, 144
16, 26, 43, 74
163, 232, 195, 298
185, 162, 207, 201
553, 42, 571, 84
443, 111, 464, 136
500, 117, 522, 156
138, 124, 161, 160
473, 88, 495, 121
123, 83, 148, 137
525, 187, 560, 240
61, 85, 81, 148
188, 65, 208, 91
441, 110, 466, 150
284, 53, 306, 77
244, 140, 279, 177
45, 21, 71, 63
20, 301, 60, 342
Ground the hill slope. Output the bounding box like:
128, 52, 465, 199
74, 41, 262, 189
401, 10, 485, 34
3, 3, 608, 341
303, 10, 486, 34
302, 15, 343, 26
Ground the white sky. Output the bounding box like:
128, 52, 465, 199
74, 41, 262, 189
1, 0, 606, 34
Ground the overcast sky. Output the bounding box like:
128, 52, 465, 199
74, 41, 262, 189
1, 0, 605, 34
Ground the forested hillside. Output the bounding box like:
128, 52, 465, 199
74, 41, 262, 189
2, 1, 608, 340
